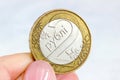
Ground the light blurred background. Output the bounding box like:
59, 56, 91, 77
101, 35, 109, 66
0, 0, 120, 80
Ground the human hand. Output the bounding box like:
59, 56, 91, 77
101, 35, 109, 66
0, 53, 78, 80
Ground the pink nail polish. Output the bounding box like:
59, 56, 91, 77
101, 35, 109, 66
24, 60, 56, 80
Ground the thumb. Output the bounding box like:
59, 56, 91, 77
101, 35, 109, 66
24, 60, 56, 80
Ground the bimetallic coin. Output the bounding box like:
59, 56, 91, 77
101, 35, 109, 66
29, 9, 91, 74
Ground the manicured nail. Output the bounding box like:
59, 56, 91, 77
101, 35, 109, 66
24, 60, 56, 80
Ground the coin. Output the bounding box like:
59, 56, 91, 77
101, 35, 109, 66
29, 9, 91, 74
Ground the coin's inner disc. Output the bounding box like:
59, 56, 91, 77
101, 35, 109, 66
40, 19, 83, 64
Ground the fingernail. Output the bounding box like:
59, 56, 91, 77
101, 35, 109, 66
24, 60, 56, 80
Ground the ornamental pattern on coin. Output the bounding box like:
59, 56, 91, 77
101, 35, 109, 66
29, 9, 91, 74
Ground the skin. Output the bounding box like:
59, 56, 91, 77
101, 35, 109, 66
0, 53, 79, 80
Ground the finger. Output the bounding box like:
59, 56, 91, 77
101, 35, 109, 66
0, 53, 33, 80
24, 60, 56, 80
56, 72, 79, 80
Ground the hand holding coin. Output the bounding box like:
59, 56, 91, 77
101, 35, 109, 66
0, 53, 78, 80
0, 9, 91, 80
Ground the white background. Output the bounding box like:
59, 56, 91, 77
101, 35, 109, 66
0, 0, 120, 80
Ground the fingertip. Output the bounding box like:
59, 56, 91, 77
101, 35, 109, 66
56, 72, 79, 80
24, 60, 56, 80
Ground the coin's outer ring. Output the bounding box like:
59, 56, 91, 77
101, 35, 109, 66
29, 9, 91, 74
